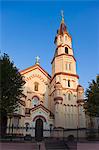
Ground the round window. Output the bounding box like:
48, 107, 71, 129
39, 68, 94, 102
32, 96, 39, 107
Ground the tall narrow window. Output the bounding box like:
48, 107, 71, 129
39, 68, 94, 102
65, 47, 68, 54
34, 82, 39, 91
65, 36, 67, 41
68, 93, 71, 100
25, 123, 29, 132
66, 63, 68, 70
68, 80, 70, 87
25, 108, 30, 114
69, 63, 71, 70
60, 36, 62, 42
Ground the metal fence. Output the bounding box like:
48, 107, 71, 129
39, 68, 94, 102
0, 126, 99, 142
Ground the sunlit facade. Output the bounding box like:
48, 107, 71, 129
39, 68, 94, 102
7, 14, 86, 138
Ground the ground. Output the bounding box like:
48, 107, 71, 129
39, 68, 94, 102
0, 142, 45, 150
0, 142, 99, 150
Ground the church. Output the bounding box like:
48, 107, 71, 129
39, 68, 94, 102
7, 13, 86, 138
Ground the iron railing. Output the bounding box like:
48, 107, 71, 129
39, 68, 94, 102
0, 126, 99, 142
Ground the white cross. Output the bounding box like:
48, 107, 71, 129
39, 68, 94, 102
35, 56, 40, 64
61, 10, 64, 20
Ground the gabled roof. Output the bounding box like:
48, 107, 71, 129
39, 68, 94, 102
20, 64, 51, 80
31, 104, 54, 117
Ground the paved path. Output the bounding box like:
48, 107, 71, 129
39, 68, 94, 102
0, 142, 46, 150
1, 142, 99, 150
77, 143, 99, 150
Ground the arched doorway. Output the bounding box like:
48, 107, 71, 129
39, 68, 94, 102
35, 118, 43, 141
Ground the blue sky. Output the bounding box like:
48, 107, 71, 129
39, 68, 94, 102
0, 0, 99, 91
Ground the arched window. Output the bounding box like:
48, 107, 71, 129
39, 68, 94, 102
65, 36, 67, 41
25, 122, 29, 132
65, 47, 68, 54
68, 80, 70, 87
32, 96, 39, 107
34, 82, 39, 91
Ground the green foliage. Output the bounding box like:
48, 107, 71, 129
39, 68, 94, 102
84, 75, 99, 117
0, 53, 25, 116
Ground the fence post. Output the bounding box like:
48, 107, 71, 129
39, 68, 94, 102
10, 124, 13, 141
39, 144, 40, 150
9, 125, 10, 134
77, 126, 79, 142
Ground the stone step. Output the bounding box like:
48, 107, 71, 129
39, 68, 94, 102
67, 143, 77, 150
45, 140, 69, 150
46, 149, 67, 150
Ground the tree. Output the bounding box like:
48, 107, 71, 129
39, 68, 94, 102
84, 75, 99, 128
0, 53, 25, 136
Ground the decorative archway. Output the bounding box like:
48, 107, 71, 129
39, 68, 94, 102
35, 118, 43, 141
33, 115, 46, 122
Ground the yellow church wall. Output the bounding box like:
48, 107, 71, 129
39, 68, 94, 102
21, 67, 51, 111
53, 56, 76, 75
56, 33, 72, 48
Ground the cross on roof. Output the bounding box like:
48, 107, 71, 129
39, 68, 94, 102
35, 56, 40, 64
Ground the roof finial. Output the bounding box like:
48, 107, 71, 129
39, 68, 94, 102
61, 10, 64, 22
35, 56, 40, 65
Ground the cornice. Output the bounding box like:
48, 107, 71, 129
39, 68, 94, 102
54, 97, 63, 101
50, 88, 77, 96
51, 53, 76, 64
57, 43, 72, 50
77, 99, 84, 104
57, 31, 72, 40
50, 72, 79, 83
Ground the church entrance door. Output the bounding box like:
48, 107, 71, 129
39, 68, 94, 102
35, 118, 43, 141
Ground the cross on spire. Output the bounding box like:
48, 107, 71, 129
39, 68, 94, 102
61, 10, 64, 22
35, 56, 40, 65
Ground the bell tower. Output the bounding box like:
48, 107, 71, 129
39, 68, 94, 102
52, 11, 77, 78
50, 11, 85, 129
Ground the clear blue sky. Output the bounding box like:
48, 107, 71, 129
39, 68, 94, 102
0, 0, 99, 91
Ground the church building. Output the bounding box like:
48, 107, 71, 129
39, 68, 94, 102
7, 13, 86, 138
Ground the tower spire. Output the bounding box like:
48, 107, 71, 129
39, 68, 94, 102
57, 10, 67, 35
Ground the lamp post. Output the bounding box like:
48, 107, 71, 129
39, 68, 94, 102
77, 103, 79, 141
